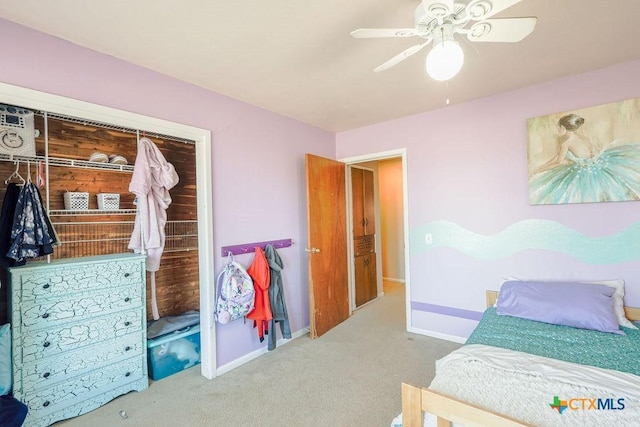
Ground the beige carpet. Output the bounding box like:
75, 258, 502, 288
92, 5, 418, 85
57, 283, 460, 427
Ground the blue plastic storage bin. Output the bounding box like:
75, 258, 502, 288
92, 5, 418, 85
147, 324, 201, 381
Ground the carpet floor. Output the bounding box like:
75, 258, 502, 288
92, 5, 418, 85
57, 283, 460, 427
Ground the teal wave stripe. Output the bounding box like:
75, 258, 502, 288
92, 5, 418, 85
411, 219, 640, 264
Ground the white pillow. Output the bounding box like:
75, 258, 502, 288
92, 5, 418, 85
498, 277, 637, 329
587, 280, 637, 329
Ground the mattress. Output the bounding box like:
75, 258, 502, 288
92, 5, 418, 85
392, 309, 640, 426
427, 344, 640, 426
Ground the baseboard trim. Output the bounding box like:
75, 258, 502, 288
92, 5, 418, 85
383, 277, 405, 283
407, 326, 466, 344
216, 327, 309, 376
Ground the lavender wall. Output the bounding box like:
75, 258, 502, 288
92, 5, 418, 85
337, 60, 640, 339
0, 19, 335, 367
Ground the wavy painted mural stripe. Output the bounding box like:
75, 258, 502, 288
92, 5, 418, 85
411, 219, 640, 264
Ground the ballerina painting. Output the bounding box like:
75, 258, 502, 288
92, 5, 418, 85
527, 97, 640, 205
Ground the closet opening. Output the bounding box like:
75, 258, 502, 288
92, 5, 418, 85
0, 82, 216, 379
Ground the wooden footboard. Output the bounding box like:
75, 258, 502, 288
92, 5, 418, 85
401, 383, 531, 427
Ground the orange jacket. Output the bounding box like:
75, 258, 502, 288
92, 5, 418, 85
246, 247, 272, 341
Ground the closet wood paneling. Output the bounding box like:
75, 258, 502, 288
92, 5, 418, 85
0, 114, 199, 324
146, 251, 200, 319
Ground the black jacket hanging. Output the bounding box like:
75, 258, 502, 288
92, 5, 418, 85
0, 183, 21, 267
7, 182, 57, 264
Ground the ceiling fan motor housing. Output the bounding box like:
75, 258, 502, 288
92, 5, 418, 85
415, 2, 465, 34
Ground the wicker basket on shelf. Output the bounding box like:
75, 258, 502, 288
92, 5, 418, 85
97, 193, 120, 210
63, 192, 89, 210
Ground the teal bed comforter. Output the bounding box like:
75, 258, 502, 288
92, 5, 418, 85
466, 307, 640, 376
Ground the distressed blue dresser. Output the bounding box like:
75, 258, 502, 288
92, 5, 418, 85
8, 253, 148, 426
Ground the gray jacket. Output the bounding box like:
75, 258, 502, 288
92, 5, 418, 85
265, 244, 291, 350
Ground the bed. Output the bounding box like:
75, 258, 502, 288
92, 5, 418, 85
397, 286, 640, 427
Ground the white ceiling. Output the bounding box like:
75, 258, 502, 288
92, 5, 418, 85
1, 0, 640, 132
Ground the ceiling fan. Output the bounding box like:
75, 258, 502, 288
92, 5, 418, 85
351, 0, 537, 80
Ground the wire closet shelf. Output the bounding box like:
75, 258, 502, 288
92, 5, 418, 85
42, 112, 197, 145
0, 108, 199, 259
47, 220, 198, 260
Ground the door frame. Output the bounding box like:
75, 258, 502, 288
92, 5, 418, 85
339, 148, 410, 331
0, 82, 217, 379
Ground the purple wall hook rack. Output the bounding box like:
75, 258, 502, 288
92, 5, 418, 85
220, 238, 293, 257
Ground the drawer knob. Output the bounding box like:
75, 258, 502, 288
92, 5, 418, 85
124, 321, 131, 327
42, 372, 50, 378
43, 401, 50, 407
43, 341, 50, 348
42, 313, 50, 319
125, 372, 131, 377
124, 273, 130, 277
124, 297, 131, 303
43, 284, 51, 289
125, 346, 132, 351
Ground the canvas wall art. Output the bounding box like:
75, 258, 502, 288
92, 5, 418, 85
527, 97, 640, 205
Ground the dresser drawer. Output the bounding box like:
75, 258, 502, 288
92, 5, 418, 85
25, 377, 148, 427
18, 309, 144, 364
19, 285, 143, 331
19, 332, 144, 393
11, 258, 143, 301
18, 355, 145, 418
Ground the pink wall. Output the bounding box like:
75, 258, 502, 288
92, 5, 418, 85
337, 60, 640, 338
0, 19, 335, 366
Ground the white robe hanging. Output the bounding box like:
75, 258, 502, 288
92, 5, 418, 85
128, 136, 179, 319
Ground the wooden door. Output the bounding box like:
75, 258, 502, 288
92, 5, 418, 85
351, 167, 365, 237
354, 234, 376, 307
354, 253, 377, 307
363, 169, 376, 235
351, 167, 376, 236
305, 154, 349, 338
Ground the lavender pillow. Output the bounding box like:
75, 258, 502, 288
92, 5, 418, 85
497, 281, 624, 335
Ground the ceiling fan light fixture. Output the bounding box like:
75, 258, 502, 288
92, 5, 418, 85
426, 39, 464, 81
352, 1, 535, 75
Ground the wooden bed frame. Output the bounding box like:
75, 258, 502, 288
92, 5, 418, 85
401, 290, 640, 427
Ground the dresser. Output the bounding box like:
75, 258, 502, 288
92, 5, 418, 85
8, 253, 148, 427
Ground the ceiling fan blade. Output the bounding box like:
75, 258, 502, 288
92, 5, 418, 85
373, 40, 431, 72
466, 17, 537, 42
351, 28, 420, 38
465, 0, 523, 21
422, 0, 454, 20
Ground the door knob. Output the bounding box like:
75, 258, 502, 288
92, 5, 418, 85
305, 247, 321, 253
